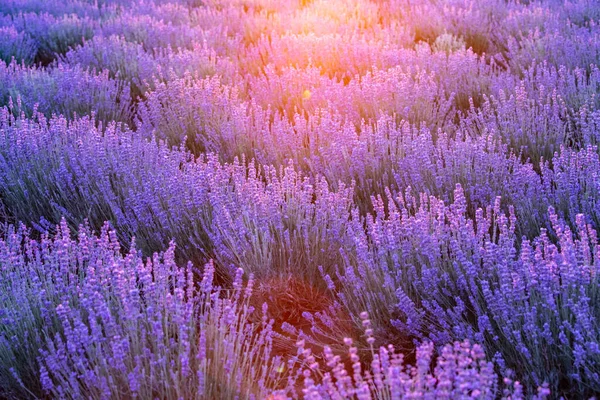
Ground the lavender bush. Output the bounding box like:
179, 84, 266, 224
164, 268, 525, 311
0, 26, 36, 65
0, 0, 105, 18
0, 61, 133, 125
5, 12, 95, 64
335, 186, 600, 396
61, 35, 158, 97
293, 314, 552, 400
61, 35, 232, 99
0, 220, 288, 399
137, 74, 246, 156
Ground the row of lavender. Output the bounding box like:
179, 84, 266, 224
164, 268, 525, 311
0, 0, 599, 398
2, 219, 554, 399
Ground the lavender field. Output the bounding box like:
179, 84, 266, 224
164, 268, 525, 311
0, 0, 599, 398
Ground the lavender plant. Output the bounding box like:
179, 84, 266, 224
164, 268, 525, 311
0, 0, 104, 18
0, 216, 557, 400
0, 220, 288, 399
0, 26, 36, 65
0, 61, 133, 125
62, 35, 232, 99
100, 12, 202, 52
137, 75, 247, 156
293, 314, 552, 400
8, 12, 95, 64
464, 63, 600, 164
61, 35, 158, 97
335, 186, 600, 397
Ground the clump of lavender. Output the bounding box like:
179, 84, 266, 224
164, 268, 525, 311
0, 26, 37, 65
100, 12, 201, 52
292, 313, 551, 400
0, 61, 133, 125
0, 109, 215, 266
0, 0, 104, 18
0, 220, 289, 399
337, 185, 600, 396
61, 35, 230, 99
464, 63, 600, 165
9, 12, 95, 64
137, 74, 246, 156
61, 35, 158, 97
